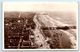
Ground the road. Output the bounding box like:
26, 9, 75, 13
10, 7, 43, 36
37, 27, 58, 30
33, 14, 76, 49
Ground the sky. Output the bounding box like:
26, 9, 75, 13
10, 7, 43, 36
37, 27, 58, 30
3, 2, 77, 12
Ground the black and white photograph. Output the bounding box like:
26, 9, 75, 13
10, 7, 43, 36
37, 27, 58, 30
3, 2, 78, 50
